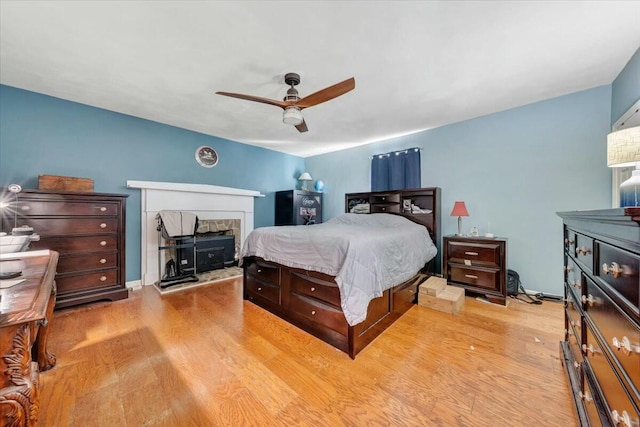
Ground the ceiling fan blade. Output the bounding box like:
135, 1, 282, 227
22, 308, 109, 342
215, 91, 289, 109
295, 77, 355, 109
295, 119, 308, 133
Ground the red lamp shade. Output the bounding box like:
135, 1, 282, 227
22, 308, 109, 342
450, 201, 469, 217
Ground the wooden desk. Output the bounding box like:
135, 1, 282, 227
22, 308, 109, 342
0, 250, 58, 427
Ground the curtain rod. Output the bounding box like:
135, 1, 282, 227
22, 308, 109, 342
369, 147, 422, 160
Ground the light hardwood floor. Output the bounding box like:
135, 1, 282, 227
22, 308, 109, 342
39, 278, 578, 426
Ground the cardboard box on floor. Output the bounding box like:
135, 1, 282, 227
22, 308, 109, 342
419, 276, 465, 315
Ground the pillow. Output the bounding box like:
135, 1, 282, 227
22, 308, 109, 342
326, 213, 415, 228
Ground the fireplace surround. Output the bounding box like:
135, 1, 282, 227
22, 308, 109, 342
127, 180, 263, 286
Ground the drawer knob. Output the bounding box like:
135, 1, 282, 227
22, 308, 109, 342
100, 258, 107, 264
20, 205, 30, 211
100, 276, 107, 282
381, 197, 386, 201
100, 223, 107, 229
464, 251, 478, 256
612, 336, 638, 356
581, 294, 595, 306
564, 238, 575, 246
578, 391, 593, 403
310, 287, 315, 292
581, 343, 595, 355
381, 207, 386, 211
573, 361, 580, 371
602, 262, 622, 278
257, 269, 262, 273
576, 246, 592, 256
563, 266, 573, 272
100, 241, 107, 246
99, 207, 107, 212
611, 410, 632, 427
570, 320, 580, 330
257, 287, 262, 291
464, 274, 478, 279
311, 310, 316, 316
571, 281, 581, 289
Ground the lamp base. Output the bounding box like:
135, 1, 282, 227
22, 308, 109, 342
620, 169, 640, 207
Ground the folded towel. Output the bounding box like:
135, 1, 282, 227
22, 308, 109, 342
157, 211, 198, 237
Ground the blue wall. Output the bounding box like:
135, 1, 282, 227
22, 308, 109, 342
0, 85, 305, 282
611, 46, 640, 124
306, 86, 613, 296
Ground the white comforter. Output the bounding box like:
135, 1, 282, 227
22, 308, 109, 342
240, 213, 437, 326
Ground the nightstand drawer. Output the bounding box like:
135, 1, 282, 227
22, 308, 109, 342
449, 266, 499, 291
447, 241, 501, 267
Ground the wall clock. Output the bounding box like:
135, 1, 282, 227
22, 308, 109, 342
195, 146, 218, 168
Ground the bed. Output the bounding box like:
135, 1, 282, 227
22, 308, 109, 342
241, 187, 441, 358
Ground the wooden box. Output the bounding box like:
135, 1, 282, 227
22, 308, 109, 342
419, 285, 465, 315
420, 276, 447, 296
38, 175, 94, 192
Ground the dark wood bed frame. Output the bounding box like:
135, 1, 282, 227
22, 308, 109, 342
242, 187, 441, 359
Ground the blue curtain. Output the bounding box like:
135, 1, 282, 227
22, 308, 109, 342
371, 148, 421, 191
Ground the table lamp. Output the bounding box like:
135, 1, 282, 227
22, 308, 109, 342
298, 172, 313, 192
450, 201, 469, 236
607, 126, 640, 207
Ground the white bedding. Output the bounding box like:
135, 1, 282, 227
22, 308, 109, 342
240, 213, 437, 326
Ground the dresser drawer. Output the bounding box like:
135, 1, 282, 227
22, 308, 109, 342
596, 242, 639, 314
370, 204, 401, 214
585, 325, 640, 426
450, 266, 499, 291
245, 260, 280, 286
582, 367, 606, 427
19, 218, 119, 236
574, 232, 594, 273
57, 269, 118, 294
245, 275, 280, 305
289, 271, 341, 308
566, 299, 583, 346
370, 193, 400, 204
16, 200, 119, 216
564, 229, 577, 256
57, 251, 118, 274
447, 241, 501, 267
393, 278, 419, 314
31, 235, 118, 254
584, 277, 640, 395
289, 293, 347, 336
565, 257, 582, 303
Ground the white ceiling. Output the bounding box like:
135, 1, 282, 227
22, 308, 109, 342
1, 1, 639, 158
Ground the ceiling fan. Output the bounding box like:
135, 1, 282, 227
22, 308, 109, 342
216, 73, 355, 133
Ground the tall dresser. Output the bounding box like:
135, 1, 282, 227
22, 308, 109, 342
1, 189, 129, 308
275, 190, 323, 225
557, 209, 639, 426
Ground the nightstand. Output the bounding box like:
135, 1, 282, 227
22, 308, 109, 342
443, 235, 507, 305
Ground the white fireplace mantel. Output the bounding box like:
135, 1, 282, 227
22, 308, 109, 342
127, 180, 263, 286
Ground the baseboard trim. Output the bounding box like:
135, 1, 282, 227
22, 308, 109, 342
126, 280, 143, 291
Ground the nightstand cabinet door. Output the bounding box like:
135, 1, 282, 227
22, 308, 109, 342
443, 236, 507, 305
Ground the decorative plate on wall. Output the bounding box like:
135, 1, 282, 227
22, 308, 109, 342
195, 146, 219, 168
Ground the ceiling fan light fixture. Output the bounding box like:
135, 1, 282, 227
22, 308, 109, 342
283, 106, 303, 126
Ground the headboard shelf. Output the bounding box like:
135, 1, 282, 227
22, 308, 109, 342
345, 187, 442, 274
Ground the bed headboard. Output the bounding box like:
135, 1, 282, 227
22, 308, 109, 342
345, 187, 441, 274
